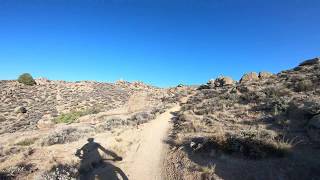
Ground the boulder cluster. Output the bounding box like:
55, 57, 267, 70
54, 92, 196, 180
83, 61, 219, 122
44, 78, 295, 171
240, 71, 274, 83
203, 71, 274, 89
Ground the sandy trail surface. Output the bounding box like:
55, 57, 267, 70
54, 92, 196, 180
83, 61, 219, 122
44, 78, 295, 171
117, 105, 180, 180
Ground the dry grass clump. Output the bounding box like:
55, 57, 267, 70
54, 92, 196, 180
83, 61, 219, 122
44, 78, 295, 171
95, 117, 130, 132
293, 80, 314, 92
187, 129, 295, 159
263, 86, 292, 99
15, 138, 38, 146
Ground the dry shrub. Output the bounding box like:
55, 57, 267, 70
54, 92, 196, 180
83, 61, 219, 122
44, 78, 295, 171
1, 162, 34, 178
41, 127, 93, 146
188, 129, 295, 159
294, 80, 313, 92
15, 138, 38, 146
36, 164, 79, 180
263, 86, 292, 98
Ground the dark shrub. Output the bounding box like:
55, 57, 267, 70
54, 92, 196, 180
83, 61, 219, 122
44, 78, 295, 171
197, 84, 210, 90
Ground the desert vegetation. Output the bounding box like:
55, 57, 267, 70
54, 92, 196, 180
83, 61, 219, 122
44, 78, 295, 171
164, 58, 320, 180
0, 77, 177, 179
17, 73, 36, 86
53, 108, 101, 124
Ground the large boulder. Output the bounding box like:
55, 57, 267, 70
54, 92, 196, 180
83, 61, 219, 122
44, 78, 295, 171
259, 72, 274, 79
299, 57, 320, 66
240, 72, 259, 83
213, 76, 235, 87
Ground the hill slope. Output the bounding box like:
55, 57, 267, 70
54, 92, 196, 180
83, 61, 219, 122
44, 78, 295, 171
0, 79, 164, 134
165, 58, 320, 180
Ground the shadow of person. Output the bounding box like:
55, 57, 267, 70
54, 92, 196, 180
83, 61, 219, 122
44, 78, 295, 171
75, 138, 128, 180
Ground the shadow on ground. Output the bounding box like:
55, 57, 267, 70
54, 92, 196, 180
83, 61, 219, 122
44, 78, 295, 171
76, 138, 128, 180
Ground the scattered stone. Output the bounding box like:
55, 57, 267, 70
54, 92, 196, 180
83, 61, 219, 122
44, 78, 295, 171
14, 106, 27, 114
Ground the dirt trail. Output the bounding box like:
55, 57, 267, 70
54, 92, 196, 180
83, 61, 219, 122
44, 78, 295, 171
118, 105, 180, 180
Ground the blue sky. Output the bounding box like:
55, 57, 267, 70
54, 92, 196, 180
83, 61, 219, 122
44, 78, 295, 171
0, 0, 319, 87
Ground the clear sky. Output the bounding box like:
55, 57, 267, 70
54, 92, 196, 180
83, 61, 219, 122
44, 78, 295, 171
0, 0, 319, 87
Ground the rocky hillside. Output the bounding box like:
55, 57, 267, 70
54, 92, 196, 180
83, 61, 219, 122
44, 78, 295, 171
0, 78, 165, 134
165, 58, 320, 180
1, 58, 319, 180
0, 77, 180, 179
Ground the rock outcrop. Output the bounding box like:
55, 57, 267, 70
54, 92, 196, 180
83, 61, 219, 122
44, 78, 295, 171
259, 71, 274, 79
213, 76, 235, 87
240, 72, 259, 83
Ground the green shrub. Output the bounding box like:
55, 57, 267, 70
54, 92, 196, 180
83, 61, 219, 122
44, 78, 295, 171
17, 73, 36, 86
54, 111, 83, 124
54, 108, 101, 124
